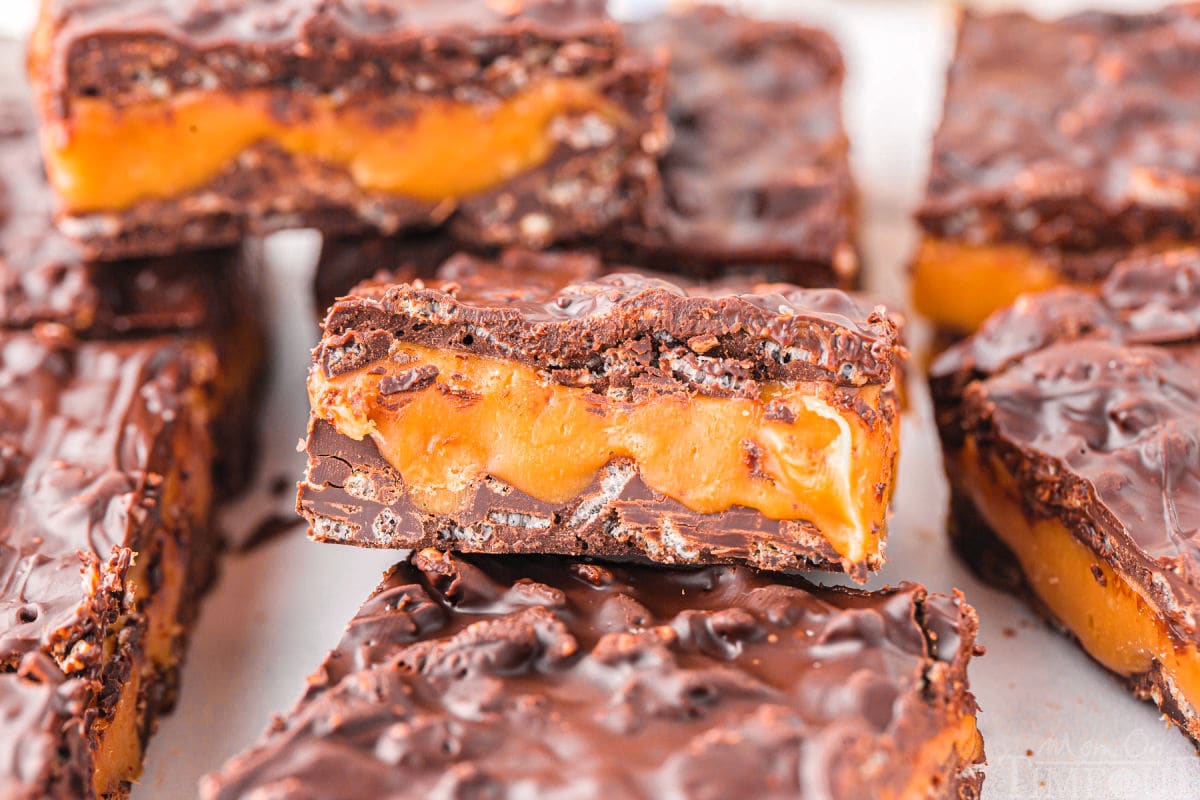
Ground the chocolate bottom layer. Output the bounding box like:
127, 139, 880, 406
299, 419, 865, 577
948, 490, 1200, 749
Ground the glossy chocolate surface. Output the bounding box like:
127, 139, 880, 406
0, 329, 216, 797
203, 550, 982, 800
0, 332, 210, 662
932, 247, 1200, 669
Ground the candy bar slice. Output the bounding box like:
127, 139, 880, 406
301, 248, 903, 580
29, 0, 666, 259
202, 549, 985, 800
931, 248, 1200, 746
0, 331, 218, 798
915, 6, 1200, 336
617, 5, 857, 286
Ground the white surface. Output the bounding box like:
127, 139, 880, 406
7, 0, 1191, 797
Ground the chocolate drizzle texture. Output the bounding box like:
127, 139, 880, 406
202, 550, 983, 800
618, 6, 857, 285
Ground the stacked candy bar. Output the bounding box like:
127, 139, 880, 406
0, 31, 265, 800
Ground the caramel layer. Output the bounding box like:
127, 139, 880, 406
956, 442, 1200, 724
911, 238, 1065, 334
141, 533, 187, 672
892, 713, 982, 800
310, 343, 897, 561
42, 80, 614, 214
92, 661, 143, 797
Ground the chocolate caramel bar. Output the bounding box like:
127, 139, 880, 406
915, 6, 1200, 336
300, 248, 904, 580
29, 0, 667, 259
0, 331, 217, 797
203, 550, 985, 799
931, 248, 1200, 746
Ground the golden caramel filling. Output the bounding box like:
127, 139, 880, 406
956, 442, 1200, 718
911, 238, 1066, 334
890, 713, 982, 800
92, 666, 143, 797
41, 80, 615, 213
310, 343, 897, 561
141, 533, 188, 673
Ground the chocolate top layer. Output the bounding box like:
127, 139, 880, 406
920, 7, 1200, 251
319, 249, 901, 393
622, 7, 854, 279
43, 0, 608, 44
0, 329, 212, 666
932, 248, 1200, 628
36, 0, 622, 111
203, 549, 979, 800
0, 39, 244, 335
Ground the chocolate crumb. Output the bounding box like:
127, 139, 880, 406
764, 400, 797, 424
741, 439, 771, 482
379, 365, 439, 395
